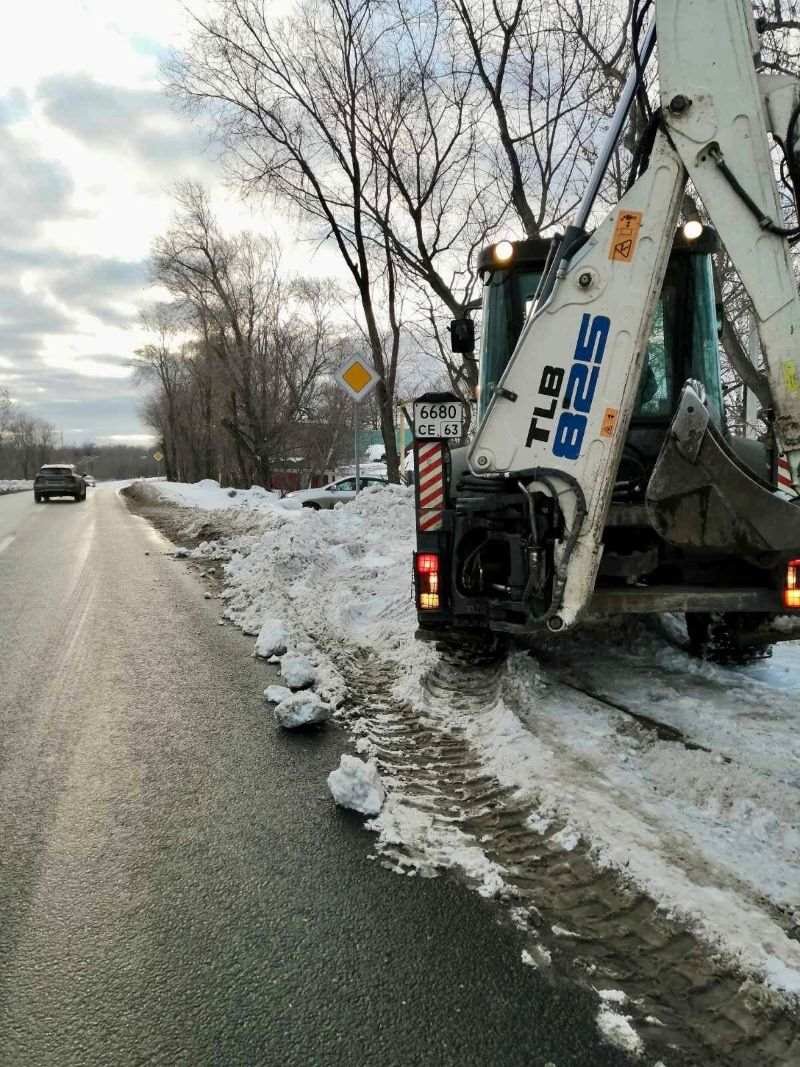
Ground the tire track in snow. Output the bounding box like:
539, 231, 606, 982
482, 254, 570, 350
332, 640, 800, 1067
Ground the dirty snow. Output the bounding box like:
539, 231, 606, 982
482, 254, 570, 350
0, 480, 33, 494
328, 755, 385, 815
139, 478, 800, 1005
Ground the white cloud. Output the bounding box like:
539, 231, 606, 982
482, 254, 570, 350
0, 0, 349, 447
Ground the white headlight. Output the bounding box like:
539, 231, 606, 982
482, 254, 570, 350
683, 220, 704, 241
493, 240, 514, 264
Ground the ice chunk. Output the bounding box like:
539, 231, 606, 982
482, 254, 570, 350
521, 946, 551, 969
280, 652, 316, 689
274, 690, 331, 729
264, 684, 292, 704
596, 988, 628, 1005
255, 617, 289, 658
328, 755, 385, 815
596, 1005, 643, 1056
173, 547, 190, 559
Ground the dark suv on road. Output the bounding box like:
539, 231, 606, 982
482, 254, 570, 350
34, 465, 87, 503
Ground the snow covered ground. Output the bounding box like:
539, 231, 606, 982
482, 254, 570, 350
0, 479, 33, 494
133, 478, 800, 1033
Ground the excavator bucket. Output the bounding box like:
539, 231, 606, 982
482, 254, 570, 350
646, 385, 800, 560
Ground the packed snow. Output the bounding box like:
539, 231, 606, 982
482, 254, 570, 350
0, 480, 33, 494
137, 477, 800, 1009
328, 755, 386, 815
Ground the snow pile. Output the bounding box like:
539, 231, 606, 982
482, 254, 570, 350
222, 482, 421, 656
273, 690, 331, 729
0, 480, 33, 494
134, 477, 300, 515
328, 755, 385, 815
254, 617, 288, 658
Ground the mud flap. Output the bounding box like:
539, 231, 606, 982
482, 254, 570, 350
646, 384, 800, 560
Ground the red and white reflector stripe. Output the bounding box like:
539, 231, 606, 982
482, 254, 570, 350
778, 455, 797, 494
416, 442, 445, 531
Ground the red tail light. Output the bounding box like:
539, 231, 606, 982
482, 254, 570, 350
415, 552, 440, 610
785, 559, 800, 609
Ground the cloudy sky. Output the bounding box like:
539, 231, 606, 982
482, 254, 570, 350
0, 0, 303, 445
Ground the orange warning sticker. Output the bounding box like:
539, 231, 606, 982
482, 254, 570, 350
601, 407, 619, 438
609, 210, 643, 263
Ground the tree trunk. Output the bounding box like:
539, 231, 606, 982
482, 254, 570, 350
376, 381, 400, 483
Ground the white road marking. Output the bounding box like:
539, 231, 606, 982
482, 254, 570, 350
0, 535, 14, 555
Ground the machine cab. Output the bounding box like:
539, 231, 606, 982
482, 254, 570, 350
475, 229, 725, 487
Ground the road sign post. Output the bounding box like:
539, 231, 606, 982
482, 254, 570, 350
354, 402, 360, 493
334, 356, 382, 488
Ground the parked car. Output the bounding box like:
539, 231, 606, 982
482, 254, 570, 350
286, 476, 387, 510
33, 465, 87, 503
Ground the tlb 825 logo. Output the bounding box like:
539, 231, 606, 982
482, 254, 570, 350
525, 313, 611, 460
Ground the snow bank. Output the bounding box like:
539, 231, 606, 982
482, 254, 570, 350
135, 477, 300, 515
328, 755, 385, 815
0, 480, 33, 494
274, 690, 331, 729
144, 477, 800, 1002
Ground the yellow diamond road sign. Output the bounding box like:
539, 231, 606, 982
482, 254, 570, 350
335, 356, 381, 402
153, 451, 164, 462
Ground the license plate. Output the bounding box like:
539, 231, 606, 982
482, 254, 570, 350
414, 401, 465, 439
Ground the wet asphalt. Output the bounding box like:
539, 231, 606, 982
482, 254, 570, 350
0, 488, 636, 1067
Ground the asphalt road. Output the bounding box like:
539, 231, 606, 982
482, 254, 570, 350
0, 487, 635, 1067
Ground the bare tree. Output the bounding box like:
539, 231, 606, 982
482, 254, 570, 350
449, 0, 606, 238
142, 186, 361, 485
152, 184, 292, 484
169, 0, 414, 480
132, 306, 189, 480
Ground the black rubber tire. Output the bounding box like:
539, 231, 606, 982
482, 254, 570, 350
686, 611, 773, 664
34, 493, 42, 503
302, 502, 321, 510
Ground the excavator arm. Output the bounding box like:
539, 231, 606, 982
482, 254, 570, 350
467, 0, 800, 631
